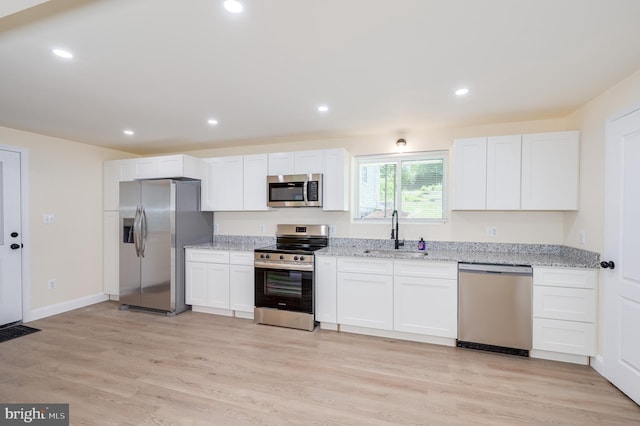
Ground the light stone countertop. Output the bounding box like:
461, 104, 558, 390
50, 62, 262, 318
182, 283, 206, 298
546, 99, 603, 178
185, 236, 601, 269
316, 246, 599, 268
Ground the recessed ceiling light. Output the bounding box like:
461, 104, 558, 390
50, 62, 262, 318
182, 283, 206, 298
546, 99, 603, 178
52, 48, 73, 59
317, 105, 329, 113
224, 0, 243, 13
455, 87, 469, 96
207, 119, 218, 125
123, 130, 135, 136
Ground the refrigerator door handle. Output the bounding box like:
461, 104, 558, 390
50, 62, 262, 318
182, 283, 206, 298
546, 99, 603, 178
140, 205, 148, 257
133, 205, 141, 257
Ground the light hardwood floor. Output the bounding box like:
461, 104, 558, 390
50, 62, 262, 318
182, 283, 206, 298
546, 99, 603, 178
1, 301, 638, 425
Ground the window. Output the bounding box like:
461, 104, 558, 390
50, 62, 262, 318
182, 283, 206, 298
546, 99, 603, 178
354, 151, 448, 222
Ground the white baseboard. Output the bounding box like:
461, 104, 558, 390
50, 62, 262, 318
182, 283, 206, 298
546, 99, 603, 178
530, 349, 590, 365
26, 293, 109, 323
590, 354, 605, 376
339, 324, 456, 347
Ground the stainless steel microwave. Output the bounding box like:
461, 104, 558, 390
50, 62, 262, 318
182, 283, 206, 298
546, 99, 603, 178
267, 174, 323, 207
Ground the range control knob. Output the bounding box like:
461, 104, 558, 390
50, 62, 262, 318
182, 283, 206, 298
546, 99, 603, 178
260, 254, 265, 259
300, 256, 305, 261
265, 254, 270, 259
279, 255, 285, 260
293, 256, 299, 261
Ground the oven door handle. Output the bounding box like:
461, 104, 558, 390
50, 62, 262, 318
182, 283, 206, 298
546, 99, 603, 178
254, 261, 314, 272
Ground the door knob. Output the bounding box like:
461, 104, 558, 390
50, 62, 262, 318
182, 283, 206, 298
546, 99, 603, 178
11, 232, 19, 238
600, 260, 615, 269
10, 243, 22, 250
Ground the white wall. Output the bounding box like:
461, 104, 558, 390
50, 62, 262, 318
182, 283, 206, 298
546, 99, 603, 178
0, 125, 129, 313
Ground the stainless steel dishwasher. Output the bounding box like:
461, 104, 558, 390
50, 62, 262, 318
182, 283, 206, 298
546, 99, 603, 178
457, 263, 533, 356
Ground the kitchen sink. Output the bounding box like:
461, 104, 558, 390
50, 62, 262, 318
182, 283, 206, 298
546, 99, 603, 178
363, 249, 427, 258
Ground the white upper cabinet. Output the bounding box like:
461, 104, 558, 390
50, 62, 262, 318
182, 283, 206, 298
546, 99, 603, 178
521, 131, 579, 210
202, 156, 244, 211
452, 137, 487, 210
243, 154, 269, 211
133, 154, 201, 180
294, 150, 324, 174
104, 155, 201, 211
486, 135, 522, 210
452, 130, 579, 211
323, 148, 350, 211
268, 150, 324, 175
268, 152, 295, 175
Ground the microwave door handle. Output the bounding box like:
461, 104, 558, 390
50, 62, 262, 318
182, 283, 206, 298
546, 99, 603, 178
303, 180, 309, 206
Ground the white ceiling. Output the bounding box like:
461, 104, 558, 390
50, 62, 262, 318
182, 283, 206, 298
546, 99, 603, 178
1, 0, 640, 155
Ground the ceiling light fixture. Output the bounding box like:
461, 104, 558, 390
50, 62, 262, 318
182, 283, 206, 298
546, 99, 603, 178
396, 138, 407, 152
224, 0, 243, 13
455, 87, 469, 96
207, 119, 218, 125
317, 105, 329, 113
123, 130, 135, 136
52, 48, 73, 59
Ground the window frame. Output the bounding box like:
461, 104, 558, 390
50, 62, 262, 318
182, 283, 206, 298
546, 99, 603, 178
353, 150, 448, 223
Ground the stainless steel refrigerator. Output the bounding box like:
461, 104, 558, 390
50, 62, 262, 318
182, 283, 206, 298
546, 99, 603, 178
119, 179, 213, 315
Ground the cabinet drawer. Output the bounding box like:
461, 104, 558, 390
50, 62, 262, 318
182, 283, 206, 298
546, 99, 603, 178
533, 286, 595, 323
532, 318, 595, 356
533, 267, 596, 289
230, 251, 253, 266
394, 261, 457, 279
337, 257, 393, 275
186, 249, 229, 264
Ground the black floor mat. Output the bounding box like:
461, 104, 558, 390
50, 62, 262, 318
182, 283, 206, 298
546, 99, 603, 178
0, 324, 41, 343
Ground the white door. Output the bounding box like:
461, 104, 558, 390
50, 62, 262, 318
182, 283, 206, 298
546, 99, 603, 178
0, 149, 23, 326
603, 106, 640, 405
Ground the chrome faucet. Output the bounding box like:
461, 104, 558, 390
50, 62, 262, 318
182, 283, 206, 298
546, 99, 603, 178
391, 210, 404, 249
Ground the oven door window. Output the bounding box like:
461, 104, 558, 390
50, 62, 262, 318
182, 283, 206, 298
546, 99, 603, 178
265, 270, 303, 297
255, 268, 313, 313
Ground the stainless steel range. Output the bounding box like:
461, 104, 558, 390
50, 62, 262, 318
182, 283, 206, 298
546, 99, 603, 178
254, 224, 329, 331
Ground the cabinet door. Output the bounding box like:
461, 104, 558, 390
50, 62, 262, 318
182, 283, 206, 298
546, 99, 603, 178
185, 262, 209, 306
103, 211, 120, 295
202, 157, 244, 211
452, 137, 487, 210
268, 152, 295, 175
156, 155, 183, 177
337, 272, 393, 330
323, 148, 349, 211
521, 131, 579, 210
394, 276, 457, 337
134, 157, 157, 179
487, 135, 521, 210
294, 150, 324, 174
104, 160, 135, 210
208, 263, 230, 309
243, 154, 269, 211
230, 264, 254, 313
533, 318, 595, 356
315, 256, 337, 323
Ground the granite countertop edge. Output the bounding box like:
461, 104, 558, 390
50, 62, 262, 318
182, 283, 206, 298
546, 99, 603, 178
184, 242, 256, 252
315, 247, 599, 269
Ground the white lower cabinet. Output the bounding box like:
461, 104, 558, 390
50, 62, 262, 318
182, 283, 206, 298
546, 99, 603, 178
393, 261, 458, 338
229, 251, 254, 316
185, 249, 254, 317
103, 211, 120, 296
532, 267, 597, 361
332, 257, 457, 338
315, 255, 338, 323
337, 271, 394, 330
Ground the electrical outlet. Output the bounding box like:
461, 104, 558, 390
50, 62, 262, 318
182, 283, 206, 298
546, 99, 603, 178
47, 279, 56, 290
579, 230, 586, 245
43, 213, 55, 224
330, 225, 336, 235
486, 226, 497, 238
213, 223, 220, 233
259, 224, 265, 233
